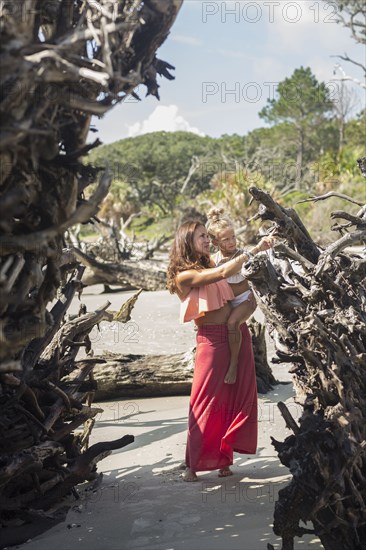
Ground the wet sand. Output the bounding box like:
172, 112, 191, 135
17, 288, 323, 550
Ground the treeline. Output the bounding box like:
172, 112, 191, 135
87, 67, 365, 242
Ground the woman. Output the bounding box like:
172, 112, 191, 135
167, 220, 274, 481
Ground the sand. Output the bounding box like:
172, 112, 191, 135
15, 288, 323, 550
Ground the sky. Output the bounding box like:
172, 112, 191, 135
89, 0, 365, 144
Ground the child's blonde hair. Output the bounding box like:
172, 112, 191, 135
206, 207, 234, 239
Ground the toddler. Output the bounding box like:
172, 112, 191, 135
206, 207, 256, 384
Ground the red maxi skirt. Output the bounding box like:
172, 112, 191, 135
185, 323, 257, 472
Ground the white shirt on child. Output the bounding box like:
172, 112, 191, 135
212, 249, 252, 306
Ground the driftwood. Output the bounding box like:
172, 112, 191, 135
0, 0, 182, 544
246, 162, 366, 550
0, 287, 140, 546
88, 318, 277, 400
64, 224, 169, 290
92, 350, 194, 400
73, 247, 167, 290
249, 318, 277, 393
67, 217, 170, 265
84, 220, 171, 262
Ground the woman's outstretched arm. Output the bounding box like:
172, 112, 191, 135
177, 236, 275, 290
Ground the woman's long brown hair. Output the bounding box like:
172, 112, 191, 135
166, 220, 211, 294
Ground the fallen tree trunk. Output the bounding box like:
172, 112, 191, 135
93, 351, 194, 400
91, 318, 277, 400
73, 247, 167, 290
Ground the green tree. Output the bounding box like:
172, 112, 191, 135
88, 131, 217, 215
344, 108, 366, 147
259, 67, 334, 188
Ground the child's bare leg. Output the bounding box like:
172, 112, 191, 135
225, 297, 256, 384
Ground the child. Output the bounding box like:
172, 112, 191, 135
206, 207, 256, 384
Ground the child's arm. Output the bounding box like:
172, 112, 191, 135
177, 236, 276, 290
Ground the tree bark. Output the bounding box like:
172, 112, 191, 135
90, 319, 276, 400
74, 247, 167, 290
0, 0, 183, 543
92, 351, 194, 400
246, 171, 366, 550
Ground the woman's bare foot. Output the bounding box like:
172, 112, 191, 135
182, 467, 198, 482
224, 365, 237, 384
218, 466, 233, 477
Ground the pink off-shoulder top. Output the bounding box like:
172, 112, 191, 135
179, 279, 234, 323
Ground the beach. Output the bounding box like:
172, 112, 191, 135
16, 288, 323, 550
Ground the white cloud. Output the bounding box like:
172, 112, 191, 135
127, 105, 205, 137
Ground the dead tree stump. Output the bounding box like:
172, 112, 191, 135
0, 1, 183, 544
245, 170, 366, 550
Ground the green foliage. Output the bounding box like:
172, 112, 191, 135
300, 177, 366, 244
192, 168, 281, 243
259, 67, 335, 189
312, 147, 365, 183
129, 213, 175, 240
259, 66, 333, 126
344, 109, 366, 148
85, 68, 364, 245
214, 133, 247, 161
88, 131, 218, 214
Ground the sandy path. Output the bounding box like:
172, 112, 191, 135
17, 288, 322, 550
